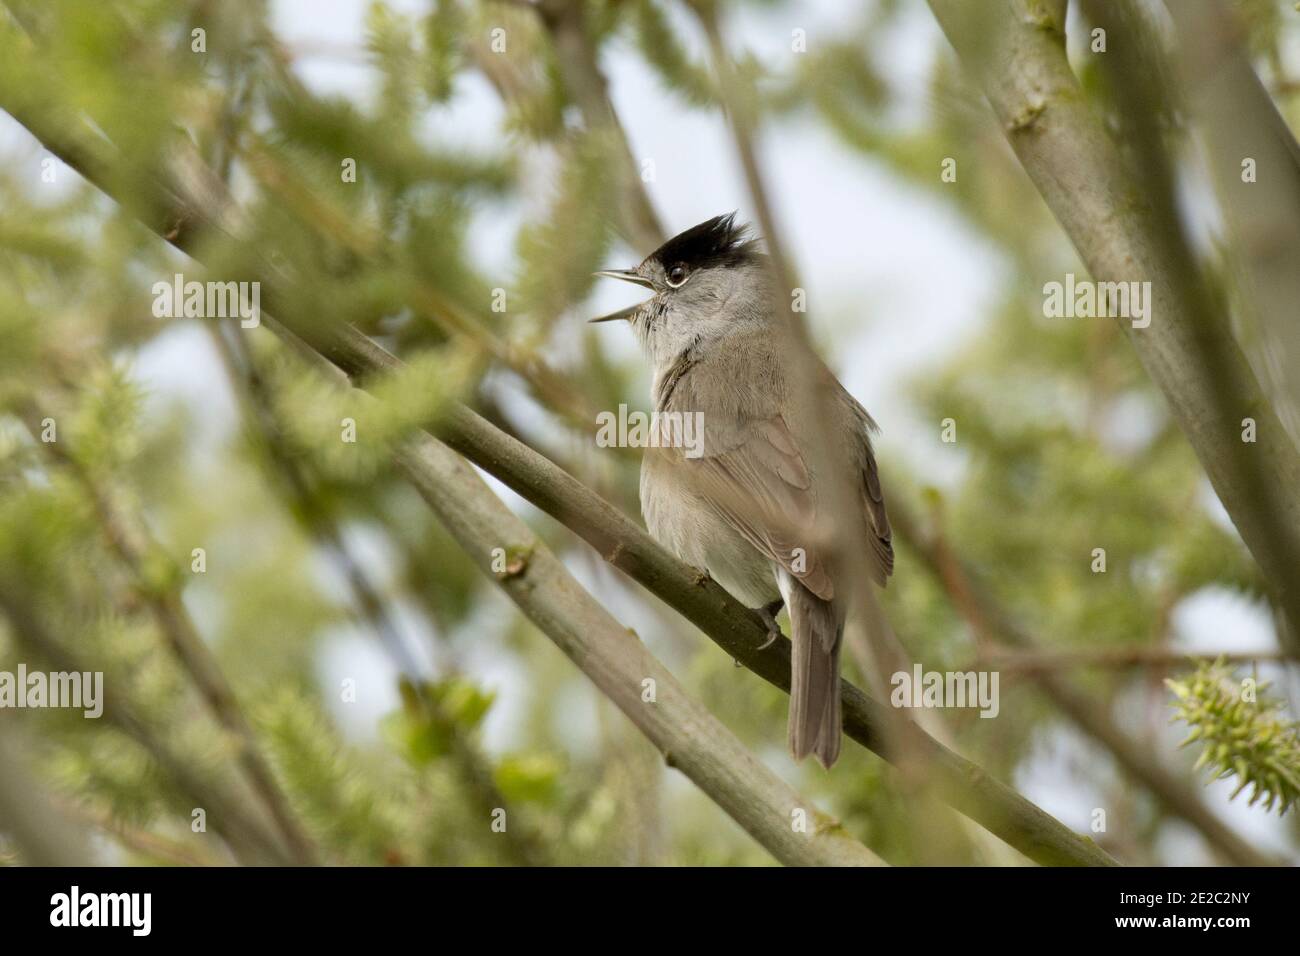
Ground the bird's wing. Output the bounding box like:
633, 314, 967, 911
683, 414, 836, 601
834, 380, 894, 583
860, 434, 894, 581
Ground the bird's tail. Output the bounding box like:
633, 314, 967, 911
782, 573, 844, 768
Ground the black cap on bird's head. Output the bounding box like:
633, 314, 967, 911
645, 211, 759, 275
590, 213, 760, 322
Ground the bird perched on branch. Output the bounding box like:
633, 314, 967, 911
592, 213, 893, 767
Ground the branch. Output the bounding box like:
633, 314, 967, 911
59, 799, 225, 867
533, 0, 667, 251
973, 646, 1290, 674
924, 0, 1300, 654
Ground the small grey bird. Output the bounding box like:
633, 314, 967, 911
592, 213, 893, 767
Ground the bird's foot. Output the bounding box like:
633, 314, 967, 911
756, 598, 785, 650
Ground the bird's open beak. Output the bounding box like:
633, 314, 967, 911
587, 303, 640, 323
593, 269, 653, 289
589, 269, 654, 323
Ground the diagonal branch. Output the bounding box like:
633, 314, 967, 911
971, 646, 1289, 674
532, 0, 666, 251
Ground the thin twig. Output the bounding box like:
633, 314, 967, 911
532, 0, 667, 251
973, 646, 1290, 674
59, 799, 227, 867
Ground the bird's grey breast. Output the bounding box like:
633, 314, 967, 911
640, 345, 783, 607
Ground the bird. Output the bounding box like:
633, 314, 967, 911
591, 212, 893, 767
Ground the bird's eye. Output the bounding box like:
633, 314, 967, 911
666, 264, 689, 288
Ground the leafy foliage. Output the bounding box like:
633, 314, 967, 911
1167, 660, 1300, 815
